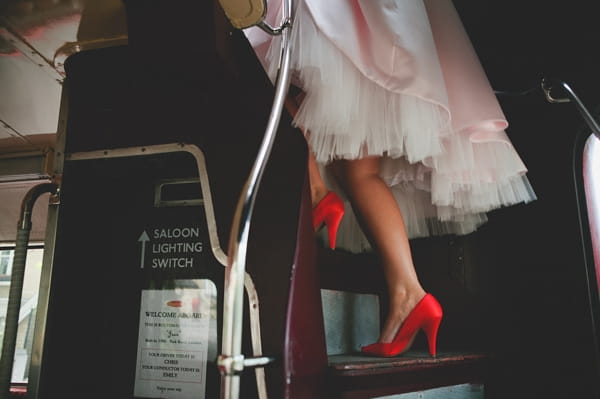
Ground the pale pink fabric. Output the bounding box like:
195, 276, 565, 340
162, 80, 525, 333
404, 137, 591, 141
244, 0, 535, 249
246, 0, 512, 145
303, 0, 445, 106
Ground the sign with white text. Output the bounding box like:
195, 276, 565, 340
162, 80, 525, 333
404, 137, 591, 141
134, 280, 217, 399
138, 227, 204, 270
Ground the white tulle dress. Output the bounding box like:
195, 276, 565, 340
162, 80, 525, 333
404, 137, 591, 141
245, 0, 536, 253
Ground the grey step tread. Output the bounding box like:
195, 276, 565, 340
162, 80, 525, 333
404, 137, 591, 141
328, 351, 489, 377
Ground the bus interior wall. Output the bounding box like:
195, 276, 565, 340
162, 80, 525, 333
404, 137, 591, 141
33, 1, 323, 397
1, 0, 600, 398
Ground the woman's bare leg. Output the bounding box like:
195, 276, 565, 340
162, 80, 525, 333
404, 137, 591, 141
284, 95, 329, 207
307, 151, 329, 207
337, 156, 426, 343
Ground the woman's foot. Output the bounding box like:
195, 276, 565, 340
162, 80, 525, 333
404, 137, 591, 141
312, 191, 345, 249
362, 293, 443, 357
379, 289, 427, 343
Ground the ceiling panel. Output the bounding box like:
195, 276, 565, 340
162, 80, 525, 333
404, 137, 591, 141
1, 1, 83, 64
0, 124, 17, 139
0, 51, 61, 136
0, 0, 127, 148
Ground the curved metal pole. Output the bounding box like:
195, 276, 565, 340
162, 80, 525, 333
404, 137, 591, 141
0, 183, 58, 399
218, 0, 293, 398
572, 134, 600, 394
542, 78, 600, 139
543, 77, 600, 393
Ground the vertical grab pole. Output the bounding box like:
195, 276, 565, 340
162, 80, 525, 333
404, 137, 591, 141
217, 1, 293, 398
0, 183, 58, 399
543, 78, 600, 394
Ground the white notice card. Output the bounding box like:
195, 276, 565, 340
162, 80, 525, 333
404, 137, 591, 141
134, 280, 216, 399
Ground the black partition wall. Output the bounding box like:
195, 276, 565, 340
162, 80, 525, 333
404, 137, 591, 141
31, 1, 325, 397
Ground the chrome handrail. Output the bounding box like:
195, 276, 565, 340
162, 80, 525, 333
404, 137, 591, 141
217, 0, 294, 398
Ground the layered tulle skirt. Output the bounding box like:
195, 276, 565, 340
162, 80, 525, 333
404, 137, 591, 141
246, 0, 536, 252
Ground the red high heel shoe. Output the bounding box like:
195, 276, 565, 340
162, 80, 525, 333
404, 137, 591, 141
312, 192, 345, 249
361, 294, 443, 357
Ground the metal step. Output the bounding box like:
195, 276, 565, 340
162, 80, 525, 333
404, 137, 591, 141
374, 383, 484, 399
327, 351, 488, 398
317, 245, 489, 398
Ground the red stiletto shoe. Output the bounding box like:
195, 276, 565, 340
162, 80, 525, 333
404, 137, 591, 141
361, 294, 443, 357
312, 191, 345, 249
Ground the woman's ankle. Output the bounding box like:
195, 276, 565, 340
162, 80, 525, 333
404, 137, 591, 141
311, 186, 329, 208
378, 289, 426, 343
388, 288, 426, 319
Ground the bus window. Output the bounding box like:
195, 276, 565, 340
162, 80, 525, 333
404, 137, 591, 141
0, 245, 44, 383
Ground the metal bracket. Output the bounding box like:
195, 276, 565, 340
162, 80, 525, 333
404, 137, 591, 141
257, 18, 291, 36
217, 354, 275, 376
541, 78, 571, 104
542, 78, 600, 138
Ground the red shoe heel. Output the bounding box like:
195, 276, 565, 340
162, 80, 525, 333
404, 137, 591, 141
361, 294, 443, 357
422, 312, 442, 356
313, 192, 345, 249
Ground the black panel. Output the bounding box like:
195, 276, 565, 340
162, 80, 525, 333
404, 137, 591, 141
39, 153, 225, 398
38, 1, 310, 397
